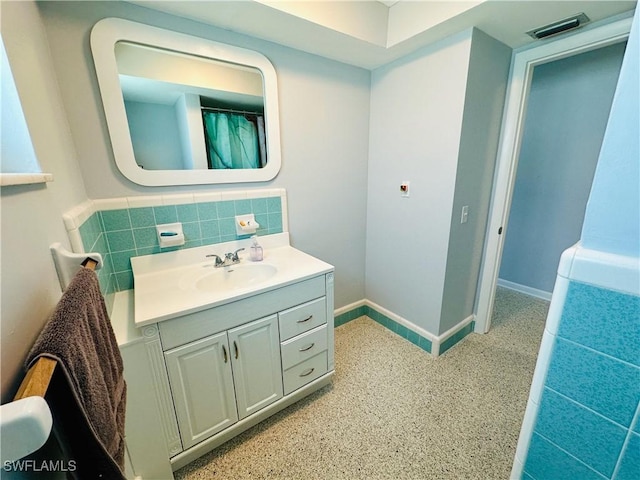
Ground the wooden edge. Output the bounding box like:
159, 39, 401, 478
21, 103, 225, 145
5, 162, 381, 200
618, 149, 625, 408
14, 259, 94, 401
14, 357, 57, 401
81, 258, 98, 270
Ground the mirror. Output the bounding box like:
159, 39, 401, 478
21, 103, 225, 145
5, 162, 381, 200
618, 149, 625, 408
90, 18, 282, 186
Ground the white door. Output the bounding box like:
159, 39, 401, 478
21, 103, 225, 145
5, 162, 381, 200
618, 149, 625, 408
165, 332, 238, 450
228, 315, 283, 419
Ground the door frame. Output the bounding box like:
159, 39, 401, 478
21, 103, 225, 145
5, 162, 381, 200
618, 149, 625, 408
473, 14, 633, 334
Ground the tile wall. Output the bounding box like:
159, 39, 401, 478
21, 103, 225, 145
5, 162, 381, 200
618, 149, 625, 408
67, 189, 286, 296
523, 281, 640, 480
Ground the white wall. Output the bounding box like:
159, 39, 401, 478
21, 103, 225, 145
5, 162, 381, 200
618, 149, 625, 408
366, 30, 473, 335
440, 28, 511, 335
499, 42, 626, 293
36, 1, 371, 312
0, 1, 87, 402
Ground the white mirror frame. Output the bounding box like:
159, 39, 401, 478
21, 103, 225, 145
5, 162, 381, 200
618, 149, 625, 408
90, 18, 282, 186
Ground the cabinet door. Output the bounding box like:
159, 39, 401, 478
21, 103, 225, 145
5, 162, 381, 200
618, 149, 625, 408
165, 332, 238, 450
228, 315, 283, 419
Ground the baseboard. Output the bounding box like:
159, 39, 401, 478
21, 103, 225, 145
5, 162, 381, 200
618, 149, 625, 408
334, 300, 474, 357
437, 315, 475, 356
497, 278, 552, 301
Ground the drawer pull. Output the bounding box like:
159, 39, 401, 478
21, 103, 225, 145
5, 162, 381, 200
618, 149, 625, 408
222, 345, 228, 363
299, 368, 315, 377
299, 343, 315, 352
233, 341, 239, 359
297, 315, 313, 324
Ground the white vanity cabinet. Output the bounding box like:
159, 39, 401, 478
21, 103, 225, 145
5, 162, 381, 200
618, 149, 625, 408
120, 237, 335, 476
151, 272, 335, 471
165, 314, 283, 450
164, 331, 238, 450
279, 298, 330, 395
228, 315, 283, 419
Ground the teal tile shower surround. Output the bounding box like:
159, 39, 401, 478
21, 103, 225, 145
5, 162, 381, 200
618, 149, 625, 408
77, 195, 283, 295
523, 281, 640, 480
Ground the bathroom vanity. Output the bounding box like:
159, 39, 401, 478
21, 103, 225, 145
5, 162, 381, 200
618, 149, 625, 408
112, 233, 334, 477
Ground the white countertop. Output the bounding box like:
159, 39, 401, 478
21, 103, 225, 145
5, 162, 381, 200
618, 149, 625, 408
130, 233, 333, 326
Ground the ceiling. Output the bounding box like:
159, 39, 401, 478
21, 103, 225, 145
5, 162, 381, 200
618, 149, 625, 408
129, 1, 637, 69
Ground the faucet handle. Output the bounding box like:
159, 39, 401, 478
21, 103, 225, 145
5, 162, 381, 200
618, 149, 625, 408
231, 248, 245, 262
206, 254, 224, 267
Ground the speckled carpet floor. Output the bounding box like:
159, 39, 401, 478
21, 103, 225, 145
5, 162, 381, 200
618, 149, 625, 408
175, 287, 548, 480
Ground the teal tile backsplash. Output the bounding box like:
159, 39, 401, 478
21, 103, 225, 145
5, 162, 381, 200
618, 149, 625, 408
74, 193, 284, 295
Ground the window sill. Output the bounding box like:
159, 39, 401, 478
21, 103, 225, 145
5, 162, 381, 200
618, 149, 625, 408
0, 173, 54, 186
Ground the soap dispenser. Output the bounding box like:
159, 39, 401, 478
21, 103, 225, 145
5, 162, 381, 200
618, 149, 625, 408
250, 236, 263, 262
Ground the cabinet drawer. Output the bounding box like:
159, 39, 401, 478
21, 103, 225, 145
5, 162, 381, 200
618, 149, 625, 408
280, 324, 328, 371
283, 350, 328, 396
159, 276, 326, 351
278, 297, 326, 341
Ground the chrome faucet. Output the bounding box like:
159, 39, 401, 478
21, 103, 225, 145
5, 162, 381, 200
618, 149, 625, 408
205, 254, 225, 267
206, 248, 245, 268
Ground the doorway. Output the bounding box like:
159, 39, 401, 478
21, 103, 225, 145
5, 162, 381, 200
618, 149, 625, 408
497, 41, 626, 301
474, 15, 633, 334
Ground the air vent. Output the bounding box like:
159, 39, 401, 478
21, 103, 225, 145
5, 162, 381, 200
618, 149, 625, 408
527, 13, 590, 40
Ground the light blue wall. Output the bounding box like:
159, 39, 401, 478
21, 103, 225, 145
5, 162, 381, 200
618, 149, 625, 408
36, 0, 371, 313
521, 7, 640, 480
1, 0, 370, 404
581, 8, 640, 258
500, 42, 625, 294
440, 28, 511, 335
366, 30, 473, 335
124, 100, 186, 170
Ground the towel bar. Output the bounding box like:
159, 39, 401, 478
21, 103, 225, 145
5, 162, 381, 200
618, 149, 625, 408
2, 259, 96, 463
14, 258, 97, 402
50, 243, 102, 291
14, 358, 57, 401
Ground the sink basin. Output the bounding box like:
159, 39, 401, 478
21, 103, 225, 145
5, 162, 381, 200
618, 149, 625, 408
131, 234, 334, 325
190, 263, 278, 292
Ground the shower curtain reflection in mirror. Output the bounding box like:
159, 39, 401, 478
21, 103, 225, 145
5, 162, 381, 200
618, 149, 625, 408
202, 111, 267, 170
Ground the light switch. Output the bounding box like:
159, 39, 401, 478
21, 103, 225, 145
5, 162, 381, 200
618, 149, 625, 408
461, 205, 469, 224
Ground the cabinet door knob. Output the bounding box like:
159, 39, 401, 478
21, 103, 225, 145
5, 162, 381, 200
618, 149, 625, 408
222, 345, 228, 363
299, 368, 315, 377
297, 315, 313, 324
299, 343, 315, 352
233, 341, 239, 359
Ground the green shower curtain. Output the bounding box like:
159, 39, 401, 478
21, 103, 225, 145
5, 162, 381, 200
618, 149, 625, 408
202, 111, 261, 170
